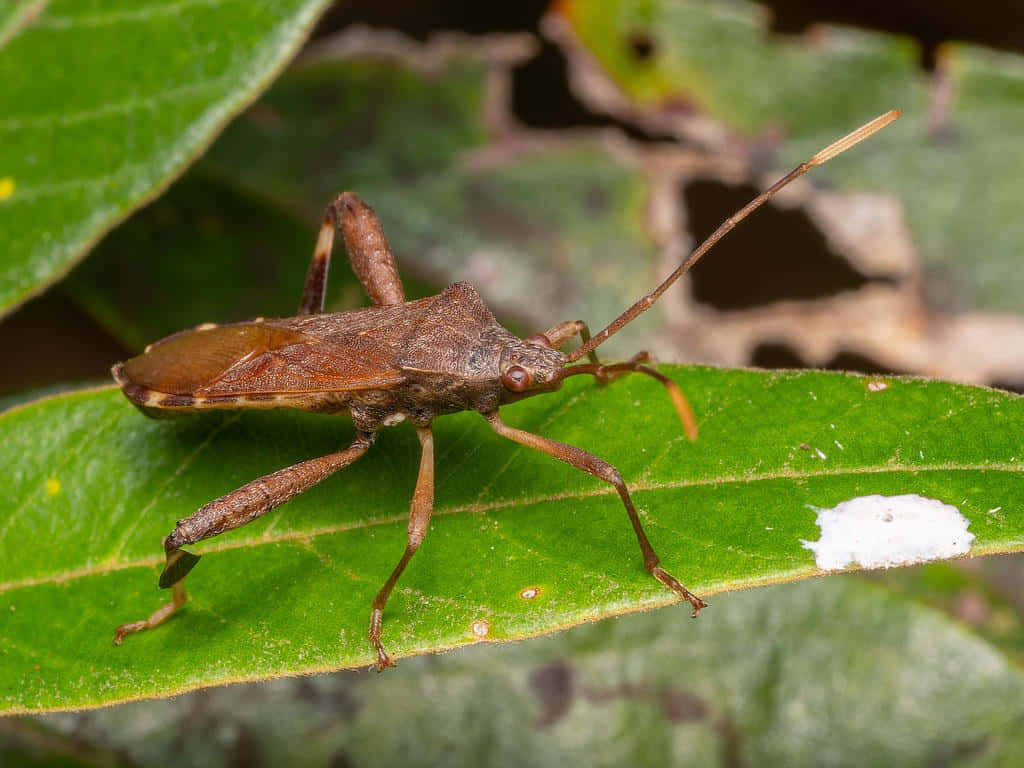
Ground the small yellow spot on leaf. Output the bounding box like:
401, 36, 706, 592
45, 477, 61, 496
0, 177, 14, 200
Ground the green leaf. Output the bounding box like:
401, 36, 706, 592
66, 175, 369, 351
199, 55, 489, 217
562, 0, 1024, 312
0, 0, 333, 318
69, 54, 663, 356
199, 55, 661, 354
22, 579, 1024, 765
1, 367, 1021, 712
325, 579, 1024, 765
0, 0, 45, 50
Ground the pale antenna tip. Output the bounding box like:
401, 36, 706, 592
811, 109, 902, 166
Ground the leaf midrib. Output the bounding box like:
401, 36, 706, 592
1, 462, 1015, 594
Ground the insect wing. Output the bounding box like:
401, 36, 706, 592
121, 321, 404, 397
200, 333, 405, 395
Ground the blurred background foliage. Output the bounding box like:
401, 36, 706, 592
2, 0, 1024, 764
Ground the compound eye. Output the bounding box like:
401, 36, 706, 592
502, 365, 532, 392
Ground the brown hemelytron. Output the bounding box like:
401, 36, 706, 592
112, 111, 900, 670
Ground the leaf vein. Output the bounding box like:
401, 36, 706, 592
106, 413, 242, 562
0, 409, 121, 546
35, 0, 230, 30
4, 463, 1013, 594
0, 75, 228, 132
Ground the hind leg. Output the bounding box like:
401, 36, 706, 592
298, 192, 405, 314
114, 432, 374, 644
113, 555, 191, 643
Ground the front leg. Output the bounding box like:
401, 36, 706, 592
535, 320, 601, 365
114, 432, 375, 644
535, 321, 697, 439
299, 192, 405, 314
370, 425, 434, 671
484, 411, 706, 615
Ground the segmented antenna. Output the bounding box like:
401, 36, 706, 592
566, 109, 902, 363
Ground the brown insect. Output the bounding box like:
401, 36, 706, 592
112, 110, 899, 670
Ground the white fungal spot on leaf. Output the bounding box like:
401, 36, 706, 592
801, 494, 975, 570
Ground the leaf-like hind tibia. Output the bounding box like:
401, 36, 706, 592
159, 549, 201, 588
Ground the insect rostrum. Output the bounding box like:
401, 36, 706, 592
112, 110, 900, 671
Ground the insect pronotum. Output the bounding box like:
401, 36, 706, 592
112, 110, 900, 670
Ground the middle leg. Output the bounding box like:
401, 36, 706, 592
370, 424, 435, 671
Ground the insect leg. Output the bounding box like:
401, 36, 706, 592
298, 209, 336, 315
600, 354, 697, 441
484, 411, 706, 616
110, 574, 189, 644
299, 192, 405, 314
370, 425, 434, 671
562, 353, 698, 441
540, 323, 696, 439
536, 320, 601, 365
114, 431, 375, 644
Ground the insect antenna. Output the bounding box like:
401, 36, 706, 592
564, 109, 902, 364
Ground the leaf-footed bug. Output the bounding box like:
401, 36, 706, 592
112, 110, 900, 670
